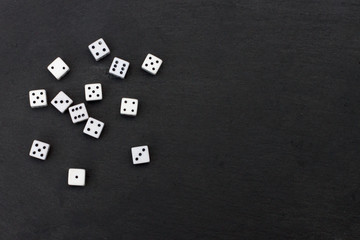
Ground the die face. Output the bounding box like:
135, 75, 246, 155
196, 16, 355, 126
85, 83, 102, 101
68, 168, 86, 186
88, 38, 110, 61
131, 146, 150, 164
29, 140, 50, 160
120, 98, 138, 116
68, 103, 89, 123
29, 89, 47, 108
141, 53, 163, 75
51, 91, 73, 113
83, 117, 105, 139
109, 57, 130, 79
47, 57, 70, 80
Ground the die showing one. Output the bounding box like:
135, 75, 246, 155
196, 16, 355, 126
68, 168, 86, 186
47, 57, 70, 80
141, 53, 163, 75
29, 89, 47, 108
85, 83, 102, 101
51, 91, 73, 113
68, 103, 89, 123
88, 38, 110, 61
120, 98, 138, 116
131, 145, 150, 164
29, 140, 50, 160
83, 117, 105, 139
109, 57, 130, 79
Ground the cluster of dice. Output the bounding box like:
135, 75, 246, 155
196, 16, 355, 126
28, 38, 161, 186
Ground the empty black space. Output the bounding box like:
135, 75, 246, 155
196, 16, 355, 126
0, 1, 359, 239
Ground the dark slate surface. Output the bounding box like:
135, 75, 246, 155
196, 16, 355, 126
0, 0, 359, 239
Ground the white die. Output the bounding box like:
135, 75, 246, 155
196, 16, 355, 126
109, 57, 130, 79
88, 38, 110, 61
141, 53, 163, 75
85, 83, 102, 101
29, 140, 50, 160
83, 117, 105, 139
51, 91, 73, 113
131, 145, 150, 164
68, 168, 86, 186
68, 103, 89, 123
47, 57, 70, 80
120, 98, 138, 116
29, 89, 47, 108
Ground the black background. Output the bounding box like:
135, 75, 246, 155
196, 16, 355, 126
0, 0, 359, 239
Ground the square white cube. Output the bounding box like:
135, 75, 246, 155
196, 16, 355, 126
120, 98, 138, 116
29, 140, 50, 160
83, 117, 105, 139
141, 53, 163, 75
109, 57, 130, 79
131, 145, 150, 164
85, 83, 102, 101
88, 38, 110, 61
47, 57, 70, 80
51, 91, 73, 113
29, 89, 47, 108
68, 103, 89, 123
68, 168, 86, 186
